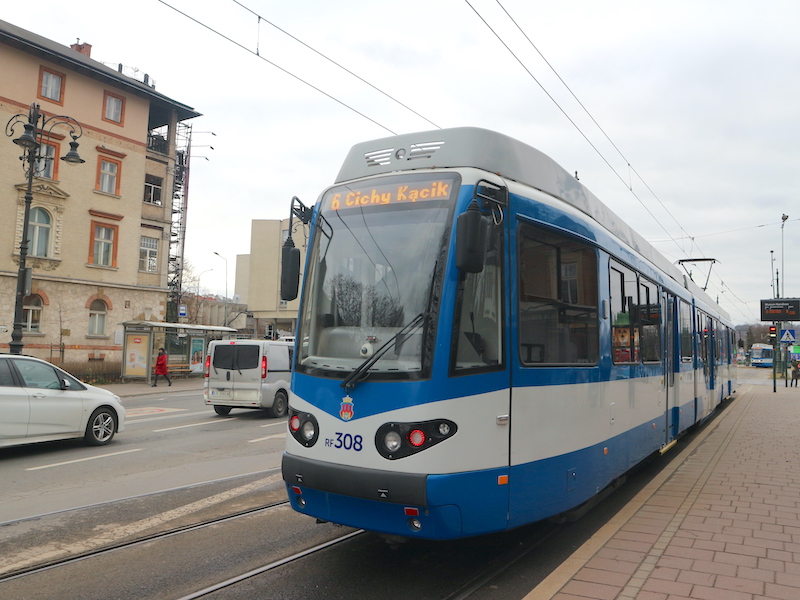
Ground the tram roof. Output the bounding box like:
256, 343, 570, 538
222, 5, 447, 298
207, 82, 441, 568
337, 127, 727, 320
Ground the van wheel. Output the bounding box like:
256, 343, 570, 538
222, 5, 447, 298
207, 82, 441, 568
214, 406, 232, 416
269, 391, 288, 418
85, 408, 117, 445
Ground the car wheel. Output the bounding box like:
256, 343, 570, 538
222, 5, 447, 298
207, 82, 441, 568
85, 407, 117, 446
214, 406, 232, 416
268, 391, 288, 418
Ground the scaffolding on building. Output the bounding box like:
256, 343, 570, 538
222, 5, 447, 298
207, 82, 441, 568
167, 122, 192, 322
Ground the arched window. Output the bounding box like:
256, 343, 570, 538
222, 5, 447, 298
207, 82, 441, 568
23, 294, 43, 332
28, 208, 51, 257
88, 299, 107, 335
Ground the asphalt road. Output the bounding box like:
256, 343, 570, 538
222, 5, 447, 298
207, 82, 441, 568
0, 388, 286, 523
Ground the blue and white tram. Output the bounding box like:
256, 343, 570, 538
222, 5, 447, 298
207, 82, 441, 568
750, 343, 773, 367
280, 127, 737, 540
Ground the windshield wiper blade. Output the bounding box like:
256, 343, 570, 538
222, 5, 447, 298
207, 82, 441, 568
341, 313, 426, 391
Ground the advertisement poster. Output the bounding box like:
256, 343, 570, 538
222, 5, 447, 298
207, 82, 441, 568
124, 333, 150, 377
190, 337, 205, 373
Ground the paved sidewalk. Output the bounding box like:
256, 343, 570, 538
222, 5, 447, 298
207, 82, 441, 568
527, 378, 800, 600
101, 376, 204, 398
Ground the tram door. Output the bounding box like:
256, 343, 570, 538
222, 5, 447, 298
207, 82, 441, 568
663, 294, 677, 444
696, 312, 714, 420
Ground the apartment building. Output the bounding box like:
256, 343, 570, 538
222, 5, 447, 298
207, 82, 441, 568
0, 19, 200, 362
234, 218, 307, 338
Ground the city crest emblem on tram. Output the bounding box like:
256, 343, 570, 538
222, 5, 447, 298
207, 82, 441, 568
340, 395, 355, 421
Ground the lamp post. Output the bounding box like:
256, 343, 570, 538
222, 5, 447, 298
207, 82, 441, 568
781, 214, 788, 299
213, 252, 228, 327
5, 103, 84, 355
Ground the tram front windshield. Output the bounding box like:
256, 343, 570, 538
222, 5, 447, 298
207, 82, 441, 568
296, 173, 459, 381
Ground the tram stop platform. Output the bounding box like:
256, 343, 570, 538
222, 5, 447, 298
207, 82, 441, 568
527, 368, 800, 600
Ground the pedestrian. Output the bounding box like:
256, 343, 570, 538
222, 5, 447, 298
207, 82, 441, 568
153, 347, 171, 387
792, 359, 799, 388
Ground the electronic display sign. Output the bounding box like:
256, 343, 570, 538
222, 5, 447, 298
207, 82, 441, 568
760, 298, 800, 321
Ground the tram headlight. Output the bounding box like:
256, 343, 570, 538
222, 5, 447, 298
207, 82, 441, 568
288, 409, 319, 447
375, 419, 457, 460
384, 430, 402, 452
301, 420, 316, 441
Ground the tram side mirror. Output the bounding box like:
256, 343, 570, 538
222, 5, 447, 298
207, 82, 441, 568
456, 200, 490, 273
280, 242, 301, 301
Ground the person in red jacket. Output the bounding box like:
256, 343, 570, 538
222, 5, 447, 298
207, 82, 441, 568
152, 347, 171, 387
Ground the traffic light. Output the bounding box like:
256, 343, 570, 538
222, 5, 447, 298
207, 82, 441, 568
769, 325, 777, 339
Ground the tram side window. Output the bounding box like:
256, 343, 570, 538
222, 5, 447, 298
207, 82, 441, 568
610, 262, 640, 363
697, 312, 710, 372
679, 300, 693, 363
639, 278, 661, 362
452, 222, 504, 373
517, 224, 598, 365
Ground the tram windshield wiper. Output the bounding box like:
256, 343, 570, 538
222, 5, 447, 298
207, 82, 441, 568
341, 312, 427, 391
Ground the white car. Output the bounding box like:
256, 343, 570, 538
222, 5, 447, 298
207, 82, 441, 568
0, 354, 125, 448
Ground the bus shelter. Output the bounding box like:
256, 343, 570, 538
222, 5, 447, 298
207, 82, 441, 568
121, 321, 237, 383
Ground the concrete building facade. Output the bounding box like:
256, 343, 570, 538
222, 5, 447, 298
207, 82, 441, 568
0, 19, 199, 362
235, 218, 307, 339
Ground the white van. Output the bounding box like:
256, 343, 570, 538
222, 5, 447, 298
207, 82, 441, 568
203, 340, 292, 417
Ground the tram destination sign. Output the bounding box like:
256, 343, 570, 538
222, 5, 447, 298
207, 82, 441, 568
760, 298, 800, 321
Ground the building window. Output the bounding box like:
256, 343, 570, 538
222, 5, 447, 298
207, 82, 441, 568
37, 141, 59, 179
144, 174, 163, 205
139, 236, 159, 272
89, 222, 118, 267
28, 207, 51, 258
39, 67, 64, 104
103, 91, 125, 125
88, 299, 107, 335
23, 294, 43, 332
97, 158, 121, 195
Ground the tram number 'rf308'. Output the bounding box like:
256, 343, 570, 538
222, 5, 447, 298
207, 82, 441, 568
326, 433, 364, 451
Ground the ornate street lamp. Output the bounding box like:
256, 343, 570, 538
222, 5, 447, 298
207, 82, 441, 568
5, 102, 84, 354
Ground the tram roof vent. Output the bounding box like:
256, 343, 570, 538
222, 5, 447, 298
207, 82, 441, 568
363, 141, 445, 168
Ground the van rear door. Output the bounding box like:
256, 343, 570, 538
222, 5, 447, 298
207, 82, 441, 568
209, 343, 263, 405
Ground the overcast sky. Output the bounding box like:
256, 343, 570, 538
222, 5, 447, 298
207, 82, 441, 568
8, 0, 800, 326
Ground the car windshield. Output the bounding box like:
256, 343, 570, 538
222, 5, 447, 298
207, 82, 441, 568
296, 173, 459, 381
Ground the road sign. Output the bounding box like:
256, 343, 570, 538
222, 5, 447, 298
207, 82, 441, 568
781, 329, 796, 343
179, 304, 187, 318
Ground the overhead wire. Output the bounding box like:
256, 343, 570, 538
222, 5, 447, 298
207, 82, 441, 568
469, 0, 755, 320
461, 0, 681, 251
492, 0, 693, 248
648, 218, 800, 244
230, 0, 440, 130
156, 0, 398, 135
160, 0, 754, 320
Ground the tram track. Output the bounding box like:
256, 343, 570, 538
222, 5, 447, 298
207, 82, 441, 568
0, 500, 289, 583
174, 529, 365, 600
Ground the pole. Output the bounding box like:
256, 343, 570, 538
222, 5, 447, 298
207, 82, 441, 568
9, 138, 37, 355
773, 323, 777, 393
771, 250, 775, 298
6, 102, 84, 355
782, 214, 788, 299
